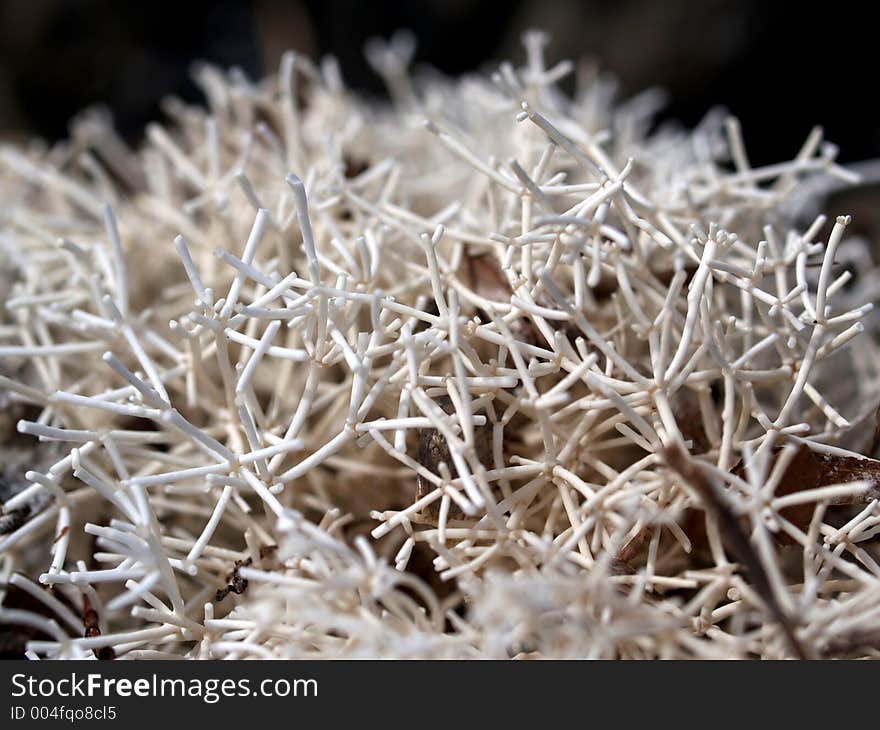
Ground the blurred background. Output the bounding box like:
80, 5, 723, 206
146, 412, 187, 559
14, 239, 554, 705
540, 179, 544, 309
0, 0, 875, 168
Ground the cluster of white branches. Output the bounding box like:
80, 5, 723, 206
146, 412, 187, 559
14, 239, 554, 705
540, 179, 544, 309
2, 31, 880, 659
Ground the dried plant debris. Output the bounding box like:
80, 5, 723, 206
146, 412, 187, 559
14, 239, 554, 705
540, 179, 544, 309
214, 558, 252, 602
869, 401, 880, 457
664, 444, 809, 659
735, 445, 880, 536
415, 396, 493, 519
0, 472, 50, 535
82, 593, 115, 660
1, 30, 880, 659
215, 545, 277, 601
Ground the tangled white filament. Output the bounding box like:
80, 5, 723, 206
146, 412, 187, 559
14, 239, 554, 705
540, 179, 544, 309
2, 31, 880, 659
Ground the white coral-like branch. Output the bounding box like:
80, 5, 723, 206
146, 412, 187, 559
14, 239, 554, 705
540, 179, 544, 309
1, 32, 880, 660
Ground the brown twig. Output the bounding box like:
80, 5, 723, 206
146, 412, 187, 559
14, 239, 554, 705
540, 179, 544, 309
663, 444, 811, 660
82, 594, 115, 660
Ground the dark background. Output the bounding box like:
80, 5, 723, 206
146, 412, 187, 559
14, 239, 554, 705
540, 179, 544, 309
0, 0, 876, 168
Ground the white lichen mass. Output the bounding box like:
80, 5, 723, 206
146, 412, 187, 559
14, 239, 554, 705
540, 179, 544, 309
3, 31, 880, 659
